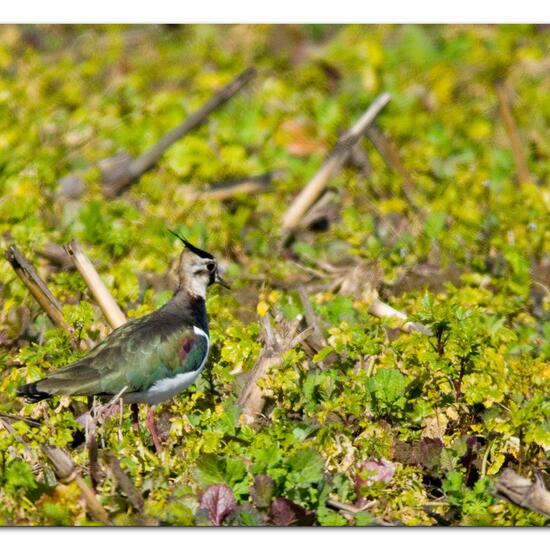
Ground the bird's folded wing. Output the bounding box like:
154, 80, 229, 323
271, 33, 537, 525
34, 316, 207, 398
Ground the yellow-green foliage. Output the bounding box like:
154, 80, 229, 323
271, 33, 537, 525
0, 25, 549, 526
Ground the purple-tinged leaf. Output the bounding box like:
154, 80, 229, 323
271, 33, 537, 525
355, 458, 396, 490
199, 483, 236, 526
418, 437, 444, 471
268, 497, 316, 526
251, 475, 275, 509
355, 458, 396, 507
392, 438, 444, 472
392, 440, 416, 465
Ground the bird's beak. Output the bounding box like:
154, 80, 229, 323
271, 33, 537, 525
215, 272, 231, 289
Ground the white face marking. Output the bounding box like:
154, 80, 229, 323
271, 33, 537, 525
179, 256, 215, 298
123, 326, 210, 406
186, 274, 209, 299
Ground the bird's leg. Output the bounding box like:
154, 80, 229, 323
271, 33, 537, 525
145, 406, 162, 453
85, 397, 101, 489
118, 397, 124, 441
130, 403, 139, 431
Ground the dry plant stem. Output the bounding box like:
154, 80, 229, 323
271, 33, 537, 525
304, 256, 431, 335
5, 245, 125, 517
191, 171, 277, 202
327, 498, 391, 526
5, 245, 94, 350
5, 245, 75, 337
201, 179, 270, 201
369, 298, 432, 335
495, 81, 531, 184
0, 412, 41, 428
281, 92, 391, 231
494, 469, 550, 518
237, 314, 313, 424
103, 67, 257, 197
326, 498, 375, 514
102, 451, 144, 513
65, 240, 127, 330
43, 446, 110, 524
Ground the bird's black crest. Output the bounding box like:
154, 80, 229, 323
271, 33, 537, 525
169, 230, 214, 259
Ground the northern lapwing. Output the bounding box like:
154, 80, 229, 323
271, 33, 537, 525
17, 233, 228, 451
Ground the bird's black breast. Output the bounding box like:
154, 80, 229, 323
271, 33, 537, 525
158, 291, 208, 333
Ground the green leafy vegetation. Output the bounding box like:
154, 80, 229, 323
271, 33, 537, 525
0, 24, 549, 526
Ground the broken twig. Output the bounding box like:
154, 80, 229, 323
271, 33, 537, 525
0, 412, 41, 428
102, 451, 144, 513
326, 498, 393, 525
102, 67, 257, 197
186, 171, 277, 202
42, 445, 110, 524
297, 257, 431, 336
335, 262, 431, 334
5, 245, 75, 337
65, 240, 127, 330
369, 298, 431, 335
326, 498, 375, 515
281, 92, 391, 233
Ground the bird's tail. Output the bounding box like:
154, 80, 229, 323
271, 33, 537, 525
16, 381, 51, 403
14, 384, 86, 449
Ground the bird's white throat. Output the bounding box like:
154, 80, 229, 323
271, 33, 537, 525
186, 276, 209, 299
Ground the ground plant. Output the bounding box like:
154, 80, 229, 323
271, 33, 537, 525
0, 24, 549, 526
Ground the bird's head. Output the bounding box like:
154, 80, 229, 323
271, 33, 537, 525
170, 231, 230, 298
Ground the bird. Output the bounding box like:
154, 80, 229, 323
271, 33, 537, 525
17, 233, 229, 451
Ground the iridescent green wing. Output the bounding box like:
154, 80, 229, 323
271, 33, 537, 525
35, 316, 206, 397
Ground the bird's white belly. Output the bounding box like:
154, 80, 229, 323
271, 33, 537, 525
123, 326, 210, 406
143, 369, 203, 405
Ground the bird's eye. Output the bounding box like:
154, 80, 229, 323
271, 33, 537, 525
206, 262, 216, 272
